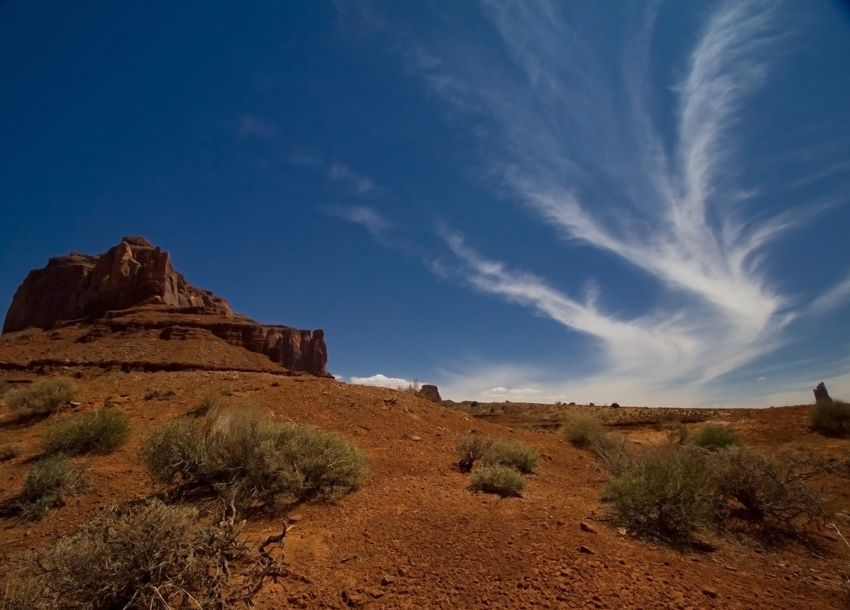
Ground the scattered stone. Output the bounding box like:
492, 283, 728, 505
580, 522, 597, 534
578, 545, 595, 554
410, 435, 422, 442
288, 513, 304, 523
341, 590, 361, 607
381, 575, 395, 586
702, 587, 718, 599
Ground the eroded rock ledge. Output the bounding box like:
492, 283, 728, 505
2, 237, 328, 375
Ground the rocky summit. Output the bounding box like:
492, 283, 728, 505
1, 237, 328, 376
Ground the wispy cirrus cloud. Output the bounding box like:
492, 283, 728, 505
359, 0, 849, 404
328, 163, 378, 195
330, 205, 391, 237
238, 115, 278, 138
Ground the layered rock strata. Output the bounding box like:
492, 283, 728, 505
2, 237, 328, 375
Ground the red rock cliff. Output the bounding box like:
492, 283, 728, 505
2, 237, 328, 375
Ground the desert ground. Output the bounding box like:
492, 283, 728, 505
1, 358, 849, 609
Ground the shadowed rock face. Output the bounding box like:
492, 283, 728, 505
2, 237, 328, 375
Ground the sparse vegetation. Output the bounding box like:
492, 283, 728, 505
141, 403, 368, 510
399, 379, 422, 395
469, 465, 526, 498
689, 423, 743, 450
811, 399, 850, 436
16, 456, 85, 520
6, 378, 76, 415
562, 414, 606, 449
456, 432, 492, 473
662, 422, 689, 446
3, 499, 281, 610
604, 446, 713, 541
192, 386, 232, 416
141, 418, 206, 483
482, 440, 539, 474
42, 408, 131, 456
710, 446, 825, 531
0, 443, 24, 461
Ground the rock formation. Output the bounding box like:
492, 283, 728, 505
814, 382, 831, 404
418, 384, 442, 403
2, 237, 328, 375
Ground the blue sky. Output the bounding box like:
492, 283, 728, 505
1, 1, 849, 406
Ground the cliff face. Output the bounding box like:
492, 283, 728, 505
2, 237, 328, 375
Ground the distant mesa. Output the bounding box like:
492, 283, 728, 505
418, 384, 442, 403
1, 236, 328, 376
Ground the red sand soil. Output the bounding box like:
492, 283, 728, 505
1, 365, 849, 608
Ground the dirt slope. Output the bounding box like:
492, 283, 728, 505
0, 371, 848, 609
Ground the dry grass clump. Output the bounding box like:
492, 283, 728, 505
811, 399, 850, 436
562, 414, 606, 449
0, 443, 24, 461
469, 465, 526, 498
141, 403, 368, 511
16, 456, 86, 520
456, 432, 492, 473
482, 439, 539, 474
604, 447, 714, 541
6, 378, 76, 415
3, 499, 280, 610
689, 424, 743, 450
42, 408, 131, 456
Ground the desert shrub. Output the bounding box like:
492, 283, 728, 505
42, 408, 131, 456
604, 447, 713, 540
589, 434, 631, 475
482, 440, 539, 474
140, 418, 206, 484
457, 432, 492, 473
399, 379, 422, 395
610, 402, 621, 408
0, 443, 24, 461
141, 405, 369, 510
17, 456, 85, 520
689, 424, 743, 450
662, 422, 689, 446
3, 499, 280, 610
469, 465, 526, 497
6, 378, 76, 415
710, 446, 825, 530
811, 400, 850, 436
562, 414, 606, 449
191, 386, 232, 417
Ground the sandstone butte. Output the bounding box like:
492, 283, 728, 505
1, 236, 328, 376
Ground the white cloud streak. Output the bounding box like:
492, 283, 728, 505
402, 1, 822, 403
350, 373, 412, 389
331, 205, 391, 237
328, 163, 378, 195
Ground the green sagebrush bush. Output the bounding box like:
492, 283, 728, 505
42, 408, 130, 456
17, 456, 85, 520
6, 378, 76, 415
811, 400, 850, 436
689, 424, 743, 450
604, 446, 713, 540
141, 403, 368, 510
469, 465, 526, 498
709, 446, 825, 530
561, 414, 606, 449
482, 439, 539, 474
